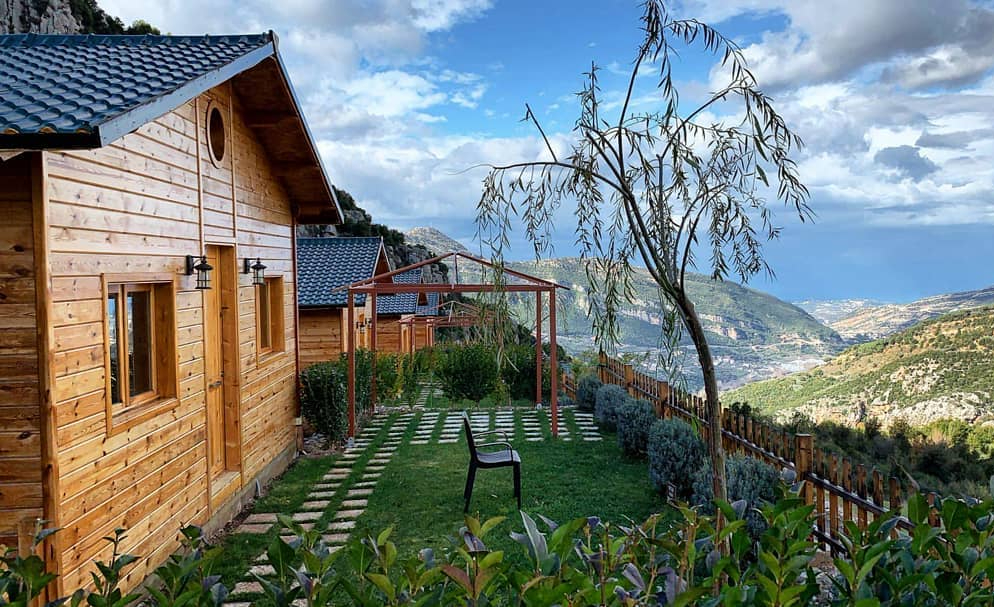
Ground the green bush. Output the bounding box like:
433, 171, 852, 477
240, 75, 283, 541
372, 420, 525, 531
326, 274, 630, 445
299, 361, 347, 446
575, 373, 601, 412
501, 343, 551, 402
647, 418, 706, 499
594, 384, 628, 431
691, 455, 782, 539
375, 353, 400, 401
615, 399, 656, 459
300, 350, 375, 445
436, 343, 499, 401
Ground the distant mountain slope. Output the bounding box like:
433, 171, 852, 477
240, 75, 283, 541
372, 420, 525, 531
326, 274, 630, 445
794, 299, 886, 326
725, 306, 994, 428
405, 227, 468, 255
405, 228, 846, 390
830, 286, 994, 340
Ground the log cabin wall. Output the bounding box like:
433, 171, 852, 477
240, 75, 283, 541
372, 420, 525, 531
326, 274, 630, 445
42, 83, 298, 593
375, 317, 403, 353
299, 308, 343, 366
0, 153, 43, 555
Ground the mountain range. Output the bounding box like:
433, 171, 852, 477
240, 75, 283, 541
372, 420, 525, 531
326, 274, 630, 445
724, 306, 994, 427
404, 227, 846, 389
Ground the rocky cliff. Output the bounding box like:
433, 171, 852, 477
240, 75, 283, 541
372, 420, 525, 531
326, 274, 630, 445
1, 0, 158, 35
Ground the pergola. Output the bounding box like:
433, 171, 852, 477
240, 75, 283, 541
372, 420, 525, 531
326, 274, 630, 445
341, 251, 569, 439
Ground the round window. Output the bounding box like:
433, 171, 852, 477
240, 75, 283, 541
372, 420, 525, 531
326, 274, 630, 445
207, 104, 226, 164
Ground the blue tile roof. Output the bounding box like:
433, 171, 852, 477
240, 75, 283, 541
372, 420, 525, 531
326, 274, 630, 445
0, 33, 274, 147
377, 269, 421, 316
297, 237, 384, 307
417, 292, 442, 317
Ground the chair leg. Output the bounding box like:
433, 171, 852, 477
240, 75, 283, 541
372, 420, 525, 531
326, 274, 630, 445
464, 464, 477, 513
513, 463, 521, 510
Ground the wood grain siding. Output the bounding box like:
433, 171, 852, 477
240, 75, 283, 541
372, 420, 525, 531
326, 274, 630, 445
299, 308, 344, 365
375, 317, 403, 353
43, 84, 299, 593
0, 153, 43, 554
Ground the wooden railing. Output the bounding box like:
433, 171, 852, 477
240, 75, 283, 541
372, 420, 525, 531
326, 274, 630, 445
568, 351, 940, 552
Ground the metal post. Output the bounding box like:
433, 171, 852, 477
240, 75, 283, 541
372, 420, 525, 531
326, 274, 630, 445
549, 288, 558, 437
370, 292, 377, 414
347, 289, 356, 439
535, 289, 543, 407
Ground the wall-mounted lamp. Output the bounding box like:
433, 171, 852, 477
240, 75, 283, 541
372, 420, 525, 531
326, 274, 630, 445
243, 257, 266, 286
355, 318, 372, 334
185, 255, 212, 290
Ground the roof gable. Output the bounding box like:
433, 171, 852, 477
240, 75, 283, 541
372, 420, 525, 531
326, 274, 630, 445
0, 32, 341, 223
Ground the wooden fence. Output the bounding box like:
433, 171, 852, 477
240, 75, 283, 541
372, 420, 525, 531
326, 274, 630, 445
567, 352, 939, 552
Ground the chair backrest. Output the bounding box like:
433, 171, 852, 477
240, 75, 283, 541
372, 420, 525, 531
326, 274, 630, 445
462, 412, 477, 459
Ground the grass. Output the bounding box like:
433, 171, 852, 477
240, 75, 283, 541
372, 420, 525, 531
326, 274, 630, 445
213, 407, 667, 599
352, 408, 665, 556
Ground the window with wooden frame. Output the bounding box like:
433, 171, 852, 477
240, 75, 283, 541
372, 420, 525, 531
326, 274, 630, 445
256, 276, 285, 356
103, 274, 178, 433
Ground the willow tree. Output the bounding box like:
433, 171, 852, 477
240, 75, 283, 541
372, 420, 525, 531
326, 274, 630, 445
475, 1, 810, 503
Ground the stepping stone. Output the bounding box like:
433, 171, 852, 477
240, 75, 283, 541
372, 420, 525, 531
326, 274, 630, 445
309, 491, 336, 499
327, 520, 356, 532
323, 472, 349, 480
224, 602, 251, 607
369, 458, 391, 464
232, 582, 263, 595
439, 439, 457, 444
347, 487, 373, 497
292, 511, 322, 522
312, 482, 339, 490
249, 564, 275, 577
244, 513, 279, 524
235, 523, 272, 534
301, 500, 330, 511
410, 440, 429, 445
362, 473, 381, 480
335, 509, 364, 520
583, 436, 602, 441
367, 465, 385, 472
341, 499, 368, 509
526, 437, 543, 442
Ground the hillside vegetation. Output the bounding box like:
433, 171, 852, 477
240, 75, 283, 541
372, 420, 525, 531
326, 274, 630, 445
726, 306, 994, 427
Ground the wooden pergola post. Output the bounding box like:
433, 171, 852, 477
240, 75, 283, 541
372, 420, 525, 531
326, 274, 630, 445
370, 292, 377, 414
347, 289, 356, 438
535, 289, 542, 407
549, 287, 558, 437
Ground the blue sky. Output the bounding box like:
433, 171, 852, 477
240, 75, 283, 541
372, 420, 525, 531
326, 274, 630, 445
106, 0, 994, 303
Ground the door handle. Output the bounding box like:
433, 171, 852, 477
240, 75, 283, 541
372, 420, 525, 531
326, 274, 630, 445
209, 380, 223, 389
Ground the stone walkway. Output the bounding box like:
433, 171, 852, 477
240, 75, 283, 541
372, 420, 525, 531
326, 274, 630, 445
224, 407, 598, 604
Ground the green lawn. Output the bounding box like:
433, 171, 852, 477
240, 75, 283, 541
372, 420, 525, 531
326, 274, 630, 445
353, 410, 664, 555
216, 407, 667, 597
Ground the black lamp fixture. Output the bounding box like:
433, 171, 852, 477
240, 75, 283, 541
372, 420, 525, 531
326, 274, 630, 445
243, 257, 267, 286
185, 255, 213, 290
355, 318, 371, 334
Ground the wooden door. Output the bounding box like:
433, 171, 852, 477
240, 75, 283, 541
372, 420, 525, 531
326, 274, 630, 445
204, 247, 226, 477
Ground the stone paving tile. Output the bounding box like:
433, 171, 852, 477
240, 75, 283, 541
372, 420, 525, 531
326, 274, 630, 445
327, 520, 356, 532
334, 509, 364, 519
341, 499, 368, 509
244, 512, 279, 524
366, 465, 385, 472
411, 440, 429, 445
223, 602, 251, 607
300, 500, 330, 511
309, 491, 336, 499
347, 487, 373, 497
354, 480, 376, 488
235, 523, 272, 534
232, 581, 263, 595
249, 564, 275, 577
292, 511, 322, 522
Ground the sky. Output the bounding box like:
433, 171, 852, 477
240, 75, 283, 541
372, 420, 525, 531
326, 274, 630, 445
104, 0, 994, 303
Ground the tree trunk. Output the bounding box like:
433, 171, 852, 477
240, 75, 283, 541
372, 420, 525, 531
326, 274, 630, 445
679, 294, 728, 504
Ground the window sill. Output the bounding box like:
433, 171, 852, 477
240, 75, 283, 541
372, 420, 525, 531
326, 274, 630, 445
107, 396, 178, 436
256, 349, 287, 368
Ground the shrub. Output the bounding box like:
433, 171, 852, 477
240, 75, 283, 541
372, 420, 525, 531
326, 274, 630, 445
594, 383, 628, 431
375, 352, 400, 401
691, 455, 782, 539
501, 344, 551, 402
575, 373, 601, 411
299, 361, 347, 446
437, 343, 498, 401
616, 399, 656, 459
647, 418, 706, 499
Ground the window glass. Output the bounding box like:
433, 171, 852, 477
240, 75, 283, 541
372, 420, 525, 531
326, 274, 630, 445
127, 289, 154, 397
108, 292, 121, 404
258, 282, 272, 351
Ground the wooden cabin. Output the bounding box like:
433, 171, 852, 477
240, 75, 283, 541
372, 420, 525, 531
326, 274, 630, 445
297, 240, 441, 363
296, 236, 390, 365
0, 33, 342, 594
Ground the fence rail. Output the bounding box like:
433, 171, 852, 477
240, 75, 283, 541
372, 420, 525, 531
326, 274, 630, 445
569, 352, 939, 552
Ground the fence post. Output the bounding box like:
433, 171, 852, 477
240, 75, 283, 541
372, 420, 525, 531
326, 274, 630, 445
598, 350, 607, 384
623, 364, 635, 397
655, 379, 669, 418
794, 434, 813, 506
